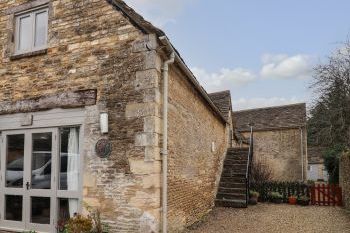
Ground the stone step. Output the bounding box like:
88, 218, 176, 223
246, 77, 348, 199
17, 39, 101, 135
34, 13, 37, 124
220, 176, 246, 183
219, 181, 246, 189
222, 170, 246, 177
223, 159, 247, 165
215, 199, 247, 208
223, 164, 247, 170
226, 153, 248, 159
216, 192, 246, 200
218, 187, 246, 194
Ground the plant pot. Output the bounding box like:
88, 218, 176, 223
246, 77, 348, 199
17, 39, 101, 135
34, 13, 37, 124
297, 199, 310, 206
249, 196, 258, 205
272, 198, 283, 204
288, 196, 297, 205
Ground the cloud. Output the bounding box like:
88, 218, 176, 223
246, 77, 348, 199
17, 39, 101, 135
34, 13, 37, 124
123, 0, 196, 27
233, 97, 303, 111
260, 54, 314, 80
191, 67, 256, 93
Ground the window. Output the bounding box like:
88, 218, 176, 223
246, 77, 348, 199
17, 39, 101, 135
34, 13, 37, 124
15, 7, 48, 54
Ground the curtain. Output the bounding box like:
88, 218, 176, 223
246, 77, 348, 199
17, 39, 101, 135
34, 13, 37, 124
67, 127, 79, 217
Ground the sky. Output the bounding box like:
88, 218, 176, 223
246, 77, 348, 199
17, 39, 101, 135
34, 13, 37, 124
124, 0, 350, 110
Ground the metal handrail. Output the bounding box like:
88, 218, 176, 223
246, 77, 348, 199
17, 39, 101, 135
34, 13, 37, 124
245, 126, 254, 206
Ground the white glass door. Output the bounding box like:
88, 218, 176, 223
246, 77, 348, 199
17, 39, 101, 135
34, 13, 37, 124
0, 128, 58, 232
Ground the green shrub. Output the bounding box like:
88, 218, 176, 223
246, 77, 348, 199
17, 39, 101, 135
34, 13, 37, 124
323, 144, 347, 184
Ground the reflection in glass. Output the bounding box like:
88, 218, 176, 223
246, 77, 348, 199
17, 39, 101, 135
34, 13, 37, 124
58, 198, 79, 221
5, 195, 23, 221
60, 128, 80, 191
6, 134, 25, 188
32, 133, 52, 189
31, 197, 50, 224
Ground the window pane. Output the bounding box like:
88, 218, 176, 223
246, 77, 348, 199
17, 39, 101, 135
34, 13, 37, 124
6, 134, 25, 188
31, 197, 50, 224
32, 133, 52, 189
60, 127, 80, 190
18, 15, 32, 51
5, 195, 23, 221
34, 11, 48, 47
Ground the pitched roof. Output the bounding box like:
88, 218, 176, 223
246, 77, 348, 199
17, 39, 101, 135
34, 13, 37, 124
107, 0, 227, 124
233, 103, 306, 132
308, 147, 327, 164
209, 91, 232, 121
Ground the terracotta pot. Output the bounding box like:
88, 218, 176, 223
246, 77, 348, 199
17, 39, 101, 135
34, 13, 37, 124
288, 196, 297, 205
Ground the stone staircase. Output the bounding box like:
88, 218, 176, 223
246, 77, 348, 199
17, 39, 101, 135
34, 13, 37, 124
215, 147, 249, 208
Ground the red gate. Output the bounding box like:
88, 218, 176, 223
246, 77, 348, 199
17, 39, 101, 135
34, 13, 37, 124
310, 184, 343, 206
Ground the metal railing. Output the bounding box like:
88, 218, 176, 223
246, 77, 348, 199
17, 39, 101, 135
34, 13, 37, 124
245, 126, 254, 207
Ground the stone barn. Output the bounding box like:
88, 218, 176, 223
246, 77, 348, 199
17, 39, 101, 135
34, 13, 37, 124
0, 0, 231, 232
233, 103, 308, 181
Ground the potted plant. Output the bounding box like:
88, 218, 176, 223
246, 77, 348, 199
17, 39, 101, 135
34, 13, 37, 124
268, 191, 283, 204
288, 194, 297, 205
297, 195, 310, 206
249, 190, 260, 205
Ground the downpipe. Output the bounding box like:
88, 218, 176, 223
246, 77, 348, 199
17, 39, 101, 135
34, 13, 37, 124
300, 127, 304, 181
159, 36, 175, 233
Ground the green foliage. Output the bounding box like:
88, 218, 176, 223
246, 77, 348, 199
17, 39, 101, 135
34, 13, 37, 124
249, 190, 259, 198
251, 181, 310, 203
323, 144, 347, 184
268, 191, 283, 200
308, 41, 350, 148
65, 214, 93, 233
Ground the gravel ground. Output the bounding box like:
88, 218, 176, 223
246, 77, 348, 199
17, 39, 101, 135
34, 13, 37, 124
186, 204, 350, 233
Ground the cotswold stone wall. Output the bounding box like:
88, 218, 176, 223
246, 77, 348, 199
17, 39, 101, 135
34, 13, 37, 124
242, 128, 308, 181
0, 0, 162, 232
340, 152, 350, 210
167, 68, 228, 232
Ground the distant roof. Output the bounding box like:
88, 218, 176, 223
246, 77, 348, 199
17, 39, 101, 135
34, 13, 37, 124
209, 91, 232, 121
233, 103, 306, 132
308, 147, 327, 164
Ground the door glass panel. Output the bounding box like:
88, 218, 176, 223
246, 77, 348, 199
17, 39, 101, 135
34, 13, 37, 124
6, 134, 25, 188
32, 133, 52, 189
58, 198, 78, 221
31, 197, 50, 224
60, 128, 80, 190
5, 195, 23, 221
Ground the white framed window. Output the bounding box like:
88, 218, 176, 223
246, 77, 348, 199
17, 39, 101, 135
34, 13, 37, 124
15, 6, 48, 54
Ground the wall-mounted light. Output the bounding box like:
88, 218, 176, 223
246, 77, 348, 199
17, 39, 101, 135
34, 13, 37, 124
100, 112, 109, 134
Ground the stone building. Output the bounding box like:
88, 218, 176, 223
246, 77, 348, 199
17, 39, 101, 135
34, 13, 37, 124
307, 147, 328, 182
233, 103, 308, 181
0, 0, 231, 232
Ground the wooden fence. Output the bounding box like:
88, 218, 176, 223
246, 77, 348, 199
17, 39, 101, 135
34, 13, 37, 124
310, 184, 343, 206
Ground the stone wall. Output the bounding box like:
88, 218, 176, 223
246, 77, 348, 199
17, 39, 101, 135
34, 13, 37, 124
242, 128, 308, 181
340, 152, 350, 210
167, 67, 228, 232
0, 0, 162, 232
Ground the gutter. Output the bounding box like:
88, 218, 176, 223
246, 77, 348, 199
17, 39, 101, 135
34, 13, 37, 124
159, 36, 175, 233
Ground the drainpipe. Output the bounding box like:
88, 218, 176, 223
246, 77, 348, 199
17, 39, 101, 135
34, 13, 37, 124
159, 36, 175, 233
300, 127, 304, 181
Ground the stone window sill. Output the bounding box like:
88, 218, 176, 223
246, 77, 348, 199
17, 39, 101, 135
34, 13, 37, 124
10, 49, 48, 60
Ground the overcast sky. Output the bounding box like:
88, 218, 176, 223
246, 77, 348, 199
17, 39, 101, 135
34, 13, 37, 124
124, 0, 350, 110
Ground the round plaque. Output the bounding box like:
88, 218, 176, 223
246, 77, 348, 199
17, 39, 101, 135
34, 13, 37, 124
95, 139, 112, 158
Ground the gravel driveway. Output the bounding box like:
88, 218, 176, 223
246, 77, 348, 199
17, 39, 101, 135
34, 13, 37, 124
186, 204, 350, 233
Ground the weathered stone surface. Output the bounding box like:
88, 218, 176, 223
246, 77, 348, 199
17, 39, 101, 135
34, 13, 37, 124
340, 152, 350, 210
167, 67, 228, 232
0, 89, 97, 115
0, 0, 162, 232
241, 128, 308, 181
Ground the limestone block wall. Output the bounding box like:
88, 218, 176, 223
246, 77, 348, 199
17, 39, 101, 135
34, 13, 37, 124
0, 0, 162, 232
167, 68, 228, 232
340, 152, 350, 210
242, 128, 308, 181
